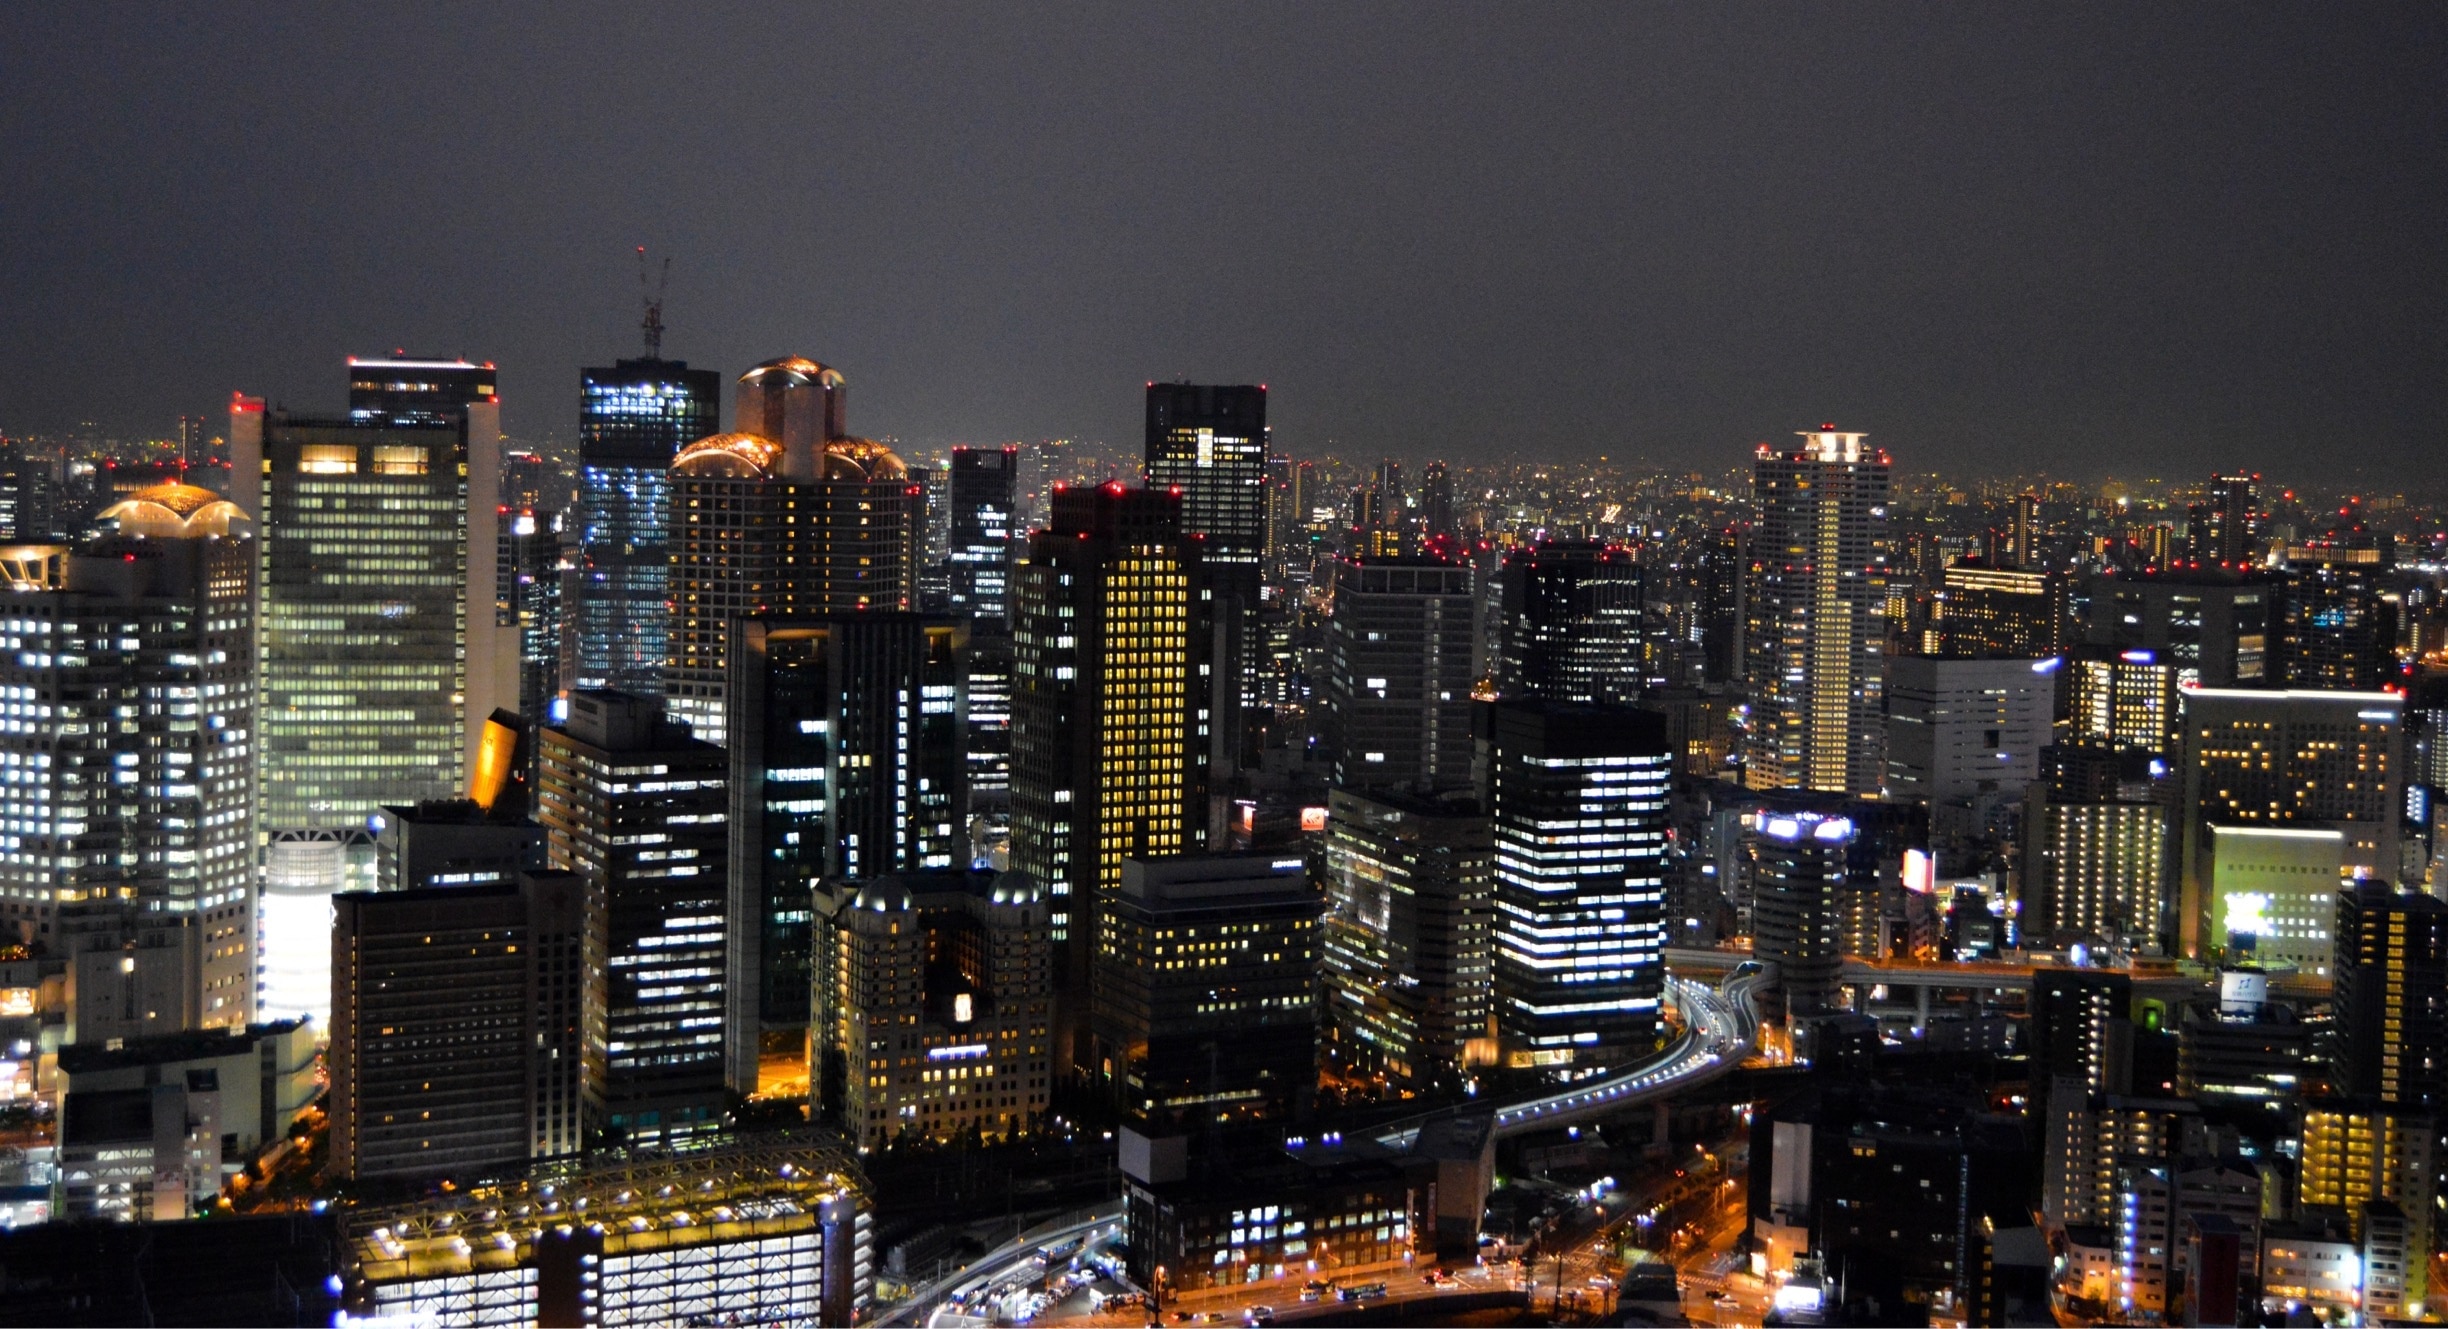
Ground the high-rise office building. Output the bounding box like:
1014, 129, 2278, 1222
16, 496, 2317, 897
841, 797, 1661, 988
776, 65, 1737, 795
0, 491, 255, 1032
573, 356, 721, 698
2333, 882, 2448, 1110
1882, 654, 2053, 805
1347, 487, 1402, 559
2022, 782, 2168, 948
1323, 556, 1477, 792
1748, 812, 1853, 1026
1418, 460, 1456, 545
344, 355, 496, 422
502, 506, 566, 727
1923, 562, 2068, 658
725, 615, 968, 1048
2065, 646, 2184, 757
1483, 698, 1669, 1071
2188, 474, 2265, 568
327, 871, 591, 1181
1497, 539, 1644, 704
664, 358, 921, 746
1090, 854, 1319, 1127
946, 445, 1020, 625
2276, 541, 2399, 692
233, 360, 511, 874
1009, 484, 1212, 1060
2085, 570, 2273, 689
1321, 787, 1493, 1090
1742, 428, 1892, 795
371, 798, 543, 893
537, 690, 729, 1140
2177, 687, 2402, 956
810, 869, 1052, 1151
1144, 384, 1267, 744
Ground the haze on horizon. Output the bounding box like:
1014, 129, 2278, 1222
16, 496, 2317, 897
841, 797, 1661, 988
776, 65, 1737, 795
3, 4, 2442, 482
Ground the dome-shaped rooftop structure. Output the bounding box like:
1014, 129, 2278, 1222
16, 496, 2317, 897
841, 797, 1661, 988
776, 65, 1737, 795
672, 432, 783, 478
988, 871, 1042, 906
99, 483, 249, 538
821, 438, 909, 482
739, 356, 843, 390
852, 880, 914, 913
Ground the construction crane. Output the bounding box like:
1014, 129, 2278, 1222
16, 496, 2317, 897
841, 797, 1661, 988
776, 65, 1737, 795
638, 246, 672, 358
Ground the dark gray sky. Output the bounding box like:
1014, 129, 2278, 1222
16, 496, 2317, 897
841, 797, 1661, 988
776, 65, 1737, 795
4, 4, 2442, 480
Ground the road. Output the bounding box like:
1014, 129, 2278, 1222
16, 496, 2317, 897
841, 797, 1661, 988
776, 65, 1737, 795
888, 969, 1767, 1327
1486, 973, 1758, 1141
874, 1206, 1122, 1327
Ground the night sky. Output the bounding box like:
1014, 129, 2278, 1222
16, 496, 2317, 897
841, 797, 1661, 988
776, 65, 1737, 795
5, 4, 2442, 480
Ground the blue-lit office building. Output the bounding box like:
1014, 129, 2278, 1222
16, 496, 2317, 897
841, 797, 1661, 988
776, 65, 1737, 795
1483, 698, 1671, 1073
574, 358, 722, 696
946, 445, 1019, 624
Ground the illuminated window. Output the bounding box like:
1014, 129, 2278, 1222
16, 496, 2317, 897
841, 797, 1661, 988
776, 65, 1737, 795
371, 445, 428, 475
298, 445, 357, 475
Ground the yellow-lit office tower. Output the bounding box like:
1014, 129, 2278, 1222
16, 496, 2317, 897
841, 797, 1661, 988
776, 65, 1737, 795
1742, 427, 1892, 795
1008, 483, 1211, 1070
232, 359, 512, 1030
2066, 646, 2183, 758
0, 490, 257, 1032
664, 358, 921, 746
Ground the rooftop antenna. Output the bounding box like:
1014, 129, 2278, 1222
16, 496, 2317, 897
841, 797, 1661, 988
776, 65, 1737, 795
638, 246, 672, 358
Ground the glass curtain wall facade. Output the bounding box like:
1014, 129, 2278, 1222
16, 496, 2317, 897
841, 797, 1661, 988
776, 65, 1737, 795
1483, 698, 1670, 1072
575, 359, 721, 696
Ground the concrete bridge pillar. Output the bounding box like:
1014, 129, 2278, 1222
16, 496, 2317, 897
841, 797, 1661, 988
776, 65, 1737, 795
1915, 983, 1931, 1037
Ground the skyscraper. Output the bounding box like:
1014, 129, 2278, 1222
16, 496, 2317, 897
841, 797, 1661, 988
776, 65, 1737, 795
537, 690, 729, 1141
0, 490, 256, 1032
1143, 383, 1266, 568
946, 445, 1020, 624
1323, 556, 1477, 792
326, 871, 590, 1181
1483, 698, 1670, 1072
810, 869, 1052, 1151
2333, 882, 2448, 1110
1418, 460, 1457, 545
1742, 427, 1892, 795
236, 364, 511, 1033
1882, 654, 2054, 805
1924, 562, 2068, 658
1497, 538, 1645, 704
1321, 787, 1493, 1090
1144, 384, 1267, 745
1009, 484, 1211, 1063
2023, 782, 2168, 948
1091, 854, 1319, 1126
2178, 687, 2402, 958
235, 366, 509, 830
665, 358, 922, 746
1749, 812, 1853, 1026
2065, 646, 2184, 757
2085, 570, 2274, 689
573, 357, 722, 696
2276, 540, 2398, 691
2188, 473, 2265, 567
725, 615, 968, 1050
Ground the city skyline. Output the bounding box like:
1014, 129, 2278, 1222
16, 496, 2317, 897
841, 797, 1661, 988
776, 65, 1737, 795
8, 10, 2448, 1326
